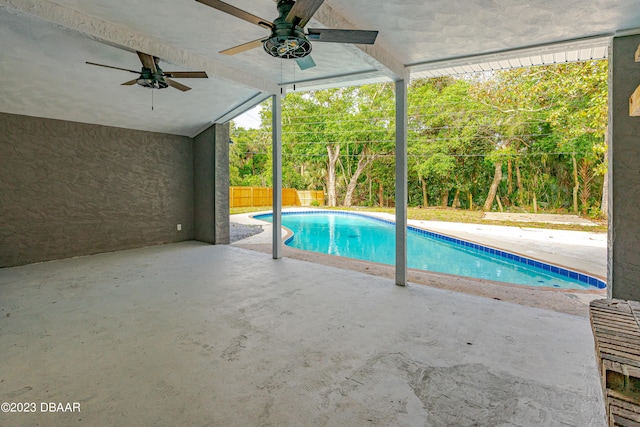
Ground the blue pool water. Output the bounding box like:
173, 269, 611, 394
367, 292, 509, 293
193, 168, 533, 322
255, 211, 606, 290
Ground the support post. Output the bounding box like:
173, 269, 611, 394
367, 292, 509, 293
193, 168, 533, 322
272, 93, 283, 259
395, 78, 408, 286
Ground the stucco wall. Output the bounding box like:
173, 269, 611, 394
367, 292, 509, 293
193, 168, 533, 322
193, 123, 229, 244
214, 124, 230, 244
609, 34, 640, 300
0, 112, 194, 267
193, 125, 215, 244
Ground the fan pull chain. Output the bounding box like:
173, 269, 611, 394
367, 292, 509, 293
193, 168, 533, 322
151, 89, 154, 111
280, 58, 285, 95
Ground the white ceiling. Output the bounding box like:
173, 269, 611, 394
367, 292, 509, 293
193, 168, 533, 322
1, 0, 640, 136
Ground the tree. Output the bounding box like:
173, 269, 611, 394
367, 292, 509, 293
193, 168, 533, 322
229, 124, 271, 186
409, 77, 493, 209
240, 60, 608, 216
341, 83, 394, 207
262, 85, 395, 207
475, 61, 607, 214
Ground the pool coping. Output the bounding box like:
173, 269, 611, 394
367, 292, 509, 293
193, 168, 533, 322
252, 209, 607, 291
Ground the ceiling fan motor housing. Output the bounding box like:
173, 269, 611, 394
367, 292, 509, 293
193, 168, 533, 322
137, 66, 168, 89
263, 0, 312, 59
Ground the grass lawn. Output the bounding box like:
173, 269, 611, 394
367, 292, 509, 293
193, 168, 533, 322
230, 206, 607, 233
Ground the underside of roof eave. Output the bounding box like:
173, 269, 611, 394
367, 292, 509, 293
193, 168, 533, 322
212, 92, 272, 130
409, 35, 612, 79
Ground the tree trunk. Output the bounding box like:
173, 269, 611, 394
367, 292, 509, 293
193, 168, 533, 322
420, 176, 428, 208
571, 152, 579, 214
468, 192, 473, 210
515, 162, 524, 205
533, 175, 538, 213
452, 189, 461, 209
601, 157, 609, 219
507, 160, 513, 195
496, 194, 504, 212
423, 180, 429, 208
601, 131, 609, 219
343, 151, 376, 207
326, 145, 340, 207
578, 159, 593, 215
440, 191, 449, 208
378, 182, 384, 207
483, 162, 502, 211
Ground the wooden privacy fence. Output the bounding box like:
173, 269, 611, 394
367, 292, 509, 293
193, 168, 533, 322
230, 187, 324, 208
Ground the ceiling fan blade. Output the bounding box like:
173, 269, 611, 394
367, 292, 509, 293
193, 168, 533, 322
220, 38, 265, 55
285, 0, 325, 27
86, 61, 139, 74
121, 79, 138, 86
137, 51, 157, 73
307, 28, 378, 44
166, 78, 191, 92
296, 55, 316, 70
196, 0, 274, 29
163, 71, 208, 78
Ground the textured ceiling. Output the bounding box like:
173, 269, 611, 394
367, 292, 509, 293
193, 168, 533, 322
1, 0, 639, 136
329, 0, 636, 65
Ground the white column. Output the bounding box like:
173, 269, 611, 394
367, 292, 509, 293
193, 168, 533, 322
395, 78, 408, 286
272, 93, 283, 259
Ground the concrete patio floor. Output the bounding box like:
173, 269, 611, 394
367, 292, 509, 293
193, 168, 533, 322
0, 241, 605, 426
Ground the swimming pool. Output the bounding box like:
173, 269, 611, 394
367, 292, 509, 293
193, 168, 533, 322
255, 211, 606, 290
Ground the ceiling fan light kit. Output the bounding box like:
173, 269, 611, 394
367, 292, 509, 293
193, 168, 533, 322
136, 67, 169, 89
264, 0, 312, 59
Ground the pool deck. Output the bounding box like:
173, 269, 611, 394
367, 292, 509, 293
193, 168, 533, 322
232, 208, 608, 317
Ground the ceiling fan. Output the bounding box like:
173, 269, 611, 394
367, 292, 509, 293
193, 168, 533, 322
196, 0, 379, 70
86, 51, 208, 92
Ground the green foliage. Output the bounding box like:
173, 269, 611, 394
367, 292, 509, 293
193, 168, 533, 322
229, 125, 272, 186
229, 60, 608, 216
